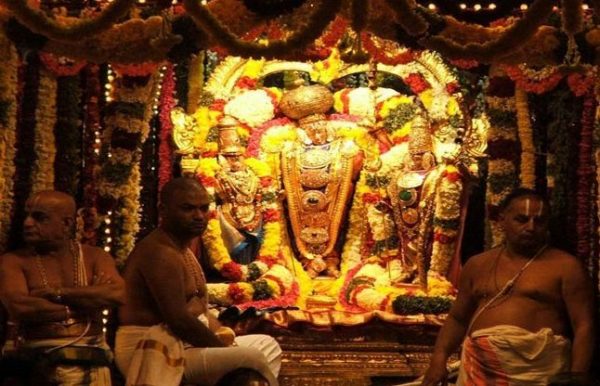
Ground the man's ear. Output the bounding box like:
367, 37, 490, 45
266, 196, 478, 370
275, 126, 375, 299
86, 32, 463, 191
63, 217, 76, 238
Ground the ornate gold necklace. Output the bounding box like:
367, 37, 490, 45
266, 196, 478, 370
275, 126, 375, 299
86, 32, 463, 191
282, 140, 354, 259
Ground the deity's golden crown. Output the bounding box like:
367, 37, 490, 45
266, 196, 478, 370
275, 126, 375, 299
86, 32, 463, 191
279, 85, 334, 120
218, 115, 244, 156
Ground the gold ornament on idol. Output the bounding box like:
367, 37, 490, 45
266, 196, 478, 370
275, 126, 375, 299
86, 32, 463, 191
215, 116, 261, 232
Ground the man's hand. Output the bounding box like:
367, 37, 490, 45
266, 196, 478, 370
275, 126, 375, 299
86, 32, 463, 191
30, 287, 61, 303
92, 271, 113, 285
421, 356, 449, 386
215, 326, 236, 346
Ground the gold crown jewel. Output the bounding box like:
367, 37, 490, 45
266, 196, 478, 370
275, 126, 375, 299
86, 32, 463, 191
408, 113, 433, 156
280, 85, 334, 120
218, 115, 244, 156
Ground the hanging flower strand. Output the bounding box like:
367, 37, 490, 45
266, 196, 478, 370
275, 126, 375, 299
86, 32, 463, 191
515, 88, 536, 189
183, 0, 342, 58
5, 0, 135, 42
0, 32, 19, 250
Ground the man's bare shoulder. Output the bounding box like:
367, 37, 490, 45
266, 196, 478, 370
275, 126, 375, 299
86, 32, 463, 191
80, 243, 113, 261
462, 248, 501, 272
0, 249, 32, 266
543, 247, 586, 276
128, 231, 182, 270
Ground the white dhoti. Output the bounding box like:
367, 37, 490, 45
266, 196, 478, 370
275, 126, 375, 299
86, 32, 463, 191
115, 325, 281, 386
457, 325, 571, 386
21, 335, 112, 386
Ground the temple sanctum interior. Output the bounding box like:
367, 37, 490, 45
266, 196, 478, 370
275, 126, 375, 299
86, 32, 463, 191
0, 0, 599, 385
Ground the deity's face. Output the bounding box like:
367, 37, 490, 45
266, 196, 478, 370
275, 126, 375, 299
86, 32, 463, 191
23, 195, 73, 247
161, 185, 211, 239
410, 152, 436, 171
304, 121, 329, 145
500, 195, 549, 253
223, 154, 245, 172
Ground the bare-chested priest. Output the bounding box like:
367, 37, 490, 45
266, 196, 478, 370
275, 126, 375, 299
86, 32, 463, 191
0, 190, 125, 385
421, 188, 595, 385
115, 177, 281, 386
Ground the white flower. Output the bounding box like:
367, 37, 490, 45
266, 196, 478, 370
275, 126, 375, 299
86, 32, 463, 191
225, 89, 275, 127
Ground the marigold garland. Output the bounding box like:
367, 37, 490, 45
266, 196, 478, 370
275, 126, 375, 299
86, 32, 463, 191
5, 0, 135, 42
30, 68, 57, 193
196, 146, 303, 307
183, 0, 342, 59
0, 32, 19, 250
504, 65, 564, 95
515, 88, 536, 188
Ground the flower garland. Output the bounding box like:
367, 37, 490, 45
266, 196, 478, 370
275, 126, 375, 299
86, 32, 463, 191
112, 62, 162, 77
5, 0, 135, 41
503, 65, 564, 95
430, 165, 463, 275
484, 75, 519, 247
8, 54, 39, 249
546, 85, 581, 253
158, 63, 176, 192
183, 0, 342, 58
384, 0, 556, 62
593, 84, 600, 285
44, 16, 182, 65
39, 52, 87, 77
199, 157, 287, 279
186, 53, 205, 113
515, 88, 536, 188
54, 74, 83, 196
81, 65, 102, 245
576, 89, 595, 262
98, 71, 159, 265
0, 32, 19, 250
30, 67, 57, 194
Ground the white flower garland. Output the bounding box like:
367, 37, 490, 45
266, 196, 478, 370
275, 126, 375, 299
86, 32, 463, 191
31, 68, 57, 194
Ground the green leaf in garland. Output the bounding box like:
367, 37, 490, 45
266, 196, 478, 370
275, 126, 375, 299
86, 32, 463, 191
392, 295, 452, 315
252, 279, 273, 300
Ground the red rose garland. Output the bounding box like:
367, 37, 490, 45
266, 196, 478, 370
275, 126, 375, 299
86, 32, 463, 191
576, 90, 596, 262
158, 63, 176, 191
40, 52, 87, 77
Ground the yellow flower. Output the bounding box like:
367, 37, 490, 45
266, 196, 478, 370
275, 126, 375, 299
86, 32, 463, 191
310, 48, 342, 84
446, 97, 460, 116
418, 89, 434, 109
197, 158, 220, 177
244, 158, 271, 178
241, 58, 265, 78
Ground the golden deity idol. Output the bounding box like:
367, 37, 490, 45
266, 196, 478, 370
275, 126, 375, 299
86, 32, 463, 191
280, 85, 360, 278
214, 115, 263, 264
388, 112, 436, 282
